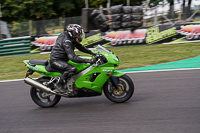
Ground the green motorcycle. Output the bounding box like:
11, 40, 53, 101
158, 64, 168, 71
23, 45, 134, 107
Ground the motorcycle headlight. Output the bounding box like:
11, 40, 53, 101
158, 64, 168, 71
114, 56, 120, 62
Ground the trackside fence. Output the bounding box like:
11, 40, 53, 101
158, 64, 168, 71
0, 36, 31, 56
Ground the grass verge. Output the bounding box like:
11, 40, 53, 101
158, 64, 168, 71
0, 42, 200, 81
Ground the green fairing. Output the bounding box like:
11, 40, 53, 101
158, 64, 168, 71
23, 45, 125, 94
75, 66, 115, 93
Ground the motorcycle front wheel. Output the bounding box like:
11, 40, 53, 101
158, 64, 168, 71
103, 74, 134, 103
30, 78, 61, 108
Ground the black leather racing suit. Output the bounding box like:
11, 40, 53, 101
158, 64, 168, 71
49, 32, 94, 81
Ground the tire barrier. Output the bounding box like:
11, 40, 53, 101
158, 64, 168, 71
110, 5, 143, 29
90, 9, 109, 32
111, 14, 122, 22
132, 6, 143, 15
122, 14, 132, 22
122, 6, 133, 14
0, 36, 31, 56
110, 5, 123, 14
89, 9, 101, 19
88, 5, 143, 31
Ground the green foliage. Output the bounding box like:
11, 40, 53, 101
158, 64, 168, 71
2, 0, 56, 22
89, 0, 107, 8
9, 22, 29, 37
1, 0, 147, 23
28, 0, 56, 19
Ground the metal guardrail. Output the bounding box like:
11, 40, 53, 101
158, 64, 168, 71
0, 36, 31, 56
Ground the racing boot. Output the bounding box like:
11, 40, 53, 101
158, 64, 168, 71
65, 72, 75, 93
55, 76, 65, 93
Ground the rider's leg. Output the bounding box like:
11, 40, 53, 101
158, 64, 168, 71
61, 66, 76, 82
50, 60, 77, 92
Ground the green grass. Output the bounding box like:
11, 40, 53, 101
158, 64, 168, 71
0, 42, 200, 81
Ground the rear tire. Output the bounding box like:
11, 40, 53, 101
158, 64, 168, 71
103, 74, 134, 103
30, 78, 61, 108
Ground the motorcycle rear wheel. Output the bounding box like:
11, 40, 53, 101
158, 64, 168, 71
103, 74, 134, 103
30, 78, 61, 108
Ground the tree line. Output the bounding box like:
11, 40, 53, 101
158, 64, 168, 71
1, 0, 194, 23
1, 0, 195, 37
1, 0, 144, 23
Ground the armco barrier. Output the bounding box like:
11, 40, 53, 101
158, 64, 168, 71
0, 36, 31, 56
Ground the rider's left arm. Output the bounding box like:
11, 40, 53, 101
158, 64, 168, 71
76, 43, 95, 56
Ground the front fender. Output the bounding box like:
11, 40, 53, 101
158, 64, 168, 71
112, 71, 125, 77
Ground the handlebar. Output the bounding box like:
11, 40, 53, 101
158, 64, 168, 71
93, 54, 107, 66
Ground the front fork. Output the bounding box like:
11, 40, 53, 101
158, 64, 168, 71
109, 71, 125, 90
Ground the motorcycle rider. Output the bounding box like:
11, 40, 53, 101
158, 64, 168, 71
49, 24, 97, 92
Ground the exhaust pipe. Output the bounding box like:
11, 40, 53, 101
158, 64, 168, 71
24, 77, 56, 94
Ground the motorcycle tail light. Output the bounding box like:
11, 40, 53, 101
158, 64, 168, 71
24, 63, 27, 66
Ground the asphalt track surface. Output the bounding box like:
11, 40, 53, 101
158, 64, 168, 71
0, 70, 200, 133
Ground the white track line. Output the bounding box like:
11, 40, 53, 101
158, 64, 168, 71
163, 40, 200, 45
1, 67, 200, 83
124, 67, 200, 73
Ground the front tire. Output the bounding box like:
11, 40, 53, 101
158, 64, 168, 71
30, 78, 61, 108
103, 74, 134, 103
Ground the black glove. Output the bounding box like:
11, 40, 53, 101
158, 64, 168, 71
90, 52, 97, 57
85, 57, 97, 64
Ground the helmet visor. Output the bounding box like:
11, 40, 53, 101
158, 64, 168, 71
76, 29, 85, 42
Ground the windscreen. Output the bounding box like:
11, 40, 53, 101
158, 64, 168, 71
94, 45, 112, 54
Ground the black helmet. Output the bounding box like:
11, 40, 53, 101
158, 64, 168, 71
67, 24, 85, 43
